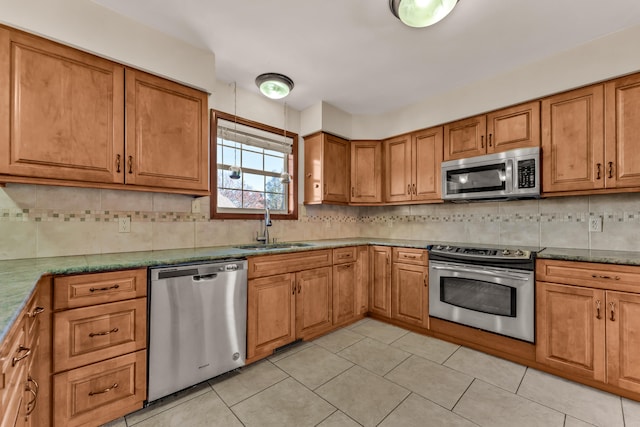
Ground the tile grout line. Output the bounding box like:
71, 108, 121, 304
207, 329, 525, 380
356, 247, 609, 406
210, 386, 247, 427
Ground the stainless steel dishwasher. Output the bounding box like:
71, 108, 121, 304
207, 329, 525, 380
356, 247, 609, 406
147, 259, 247, 402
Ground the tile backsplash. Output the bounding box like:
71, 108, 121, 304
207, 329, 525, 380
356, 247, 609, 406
1, 183, 639, 260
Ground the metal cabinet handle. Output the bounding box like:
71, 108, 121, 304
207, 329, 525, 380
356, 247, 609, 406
595, 300, 601, 319
128, 156, 133, 174
88, 383, 118, 396
488, 133, 493, 147
89, 284, 120, 293
591, 274, 620, 281
407, 184, 411, 195
412, 183, 416, 195
481, 135, 484, 148
116, 154, 121, 173
610, 302, 616, 321
297, 283, 301, 294
12, 346, 31, 366
292, 281, 295, 295
89, 327, 119, 338
25, 376, 39, 416
28, 306, 45, 318
340, 264, 353, 269
596, 163, 602, 179
351, 187, 354, 197
423, 275, 427, 287
608, 162, 614, 179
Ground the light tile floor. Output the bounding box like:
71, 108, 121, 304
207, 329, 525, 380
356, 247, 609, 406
103, 318, 640, 427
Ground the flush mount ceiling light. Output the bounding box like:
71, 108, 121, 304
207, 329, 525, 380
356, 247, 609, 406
389, 0, 458, 28
255, 73, 294, 99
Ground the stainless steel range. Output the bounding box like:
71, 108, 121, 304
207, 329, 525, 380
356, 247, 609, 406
428, 244, 537, 343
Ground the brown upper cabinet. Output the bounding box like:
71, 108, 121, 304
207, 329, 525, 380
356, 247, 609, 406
304, 132, 350, 204
0, 26, 208, 195
384, 126, 443, 203
542, 85, 605, 193
350, 140, 382, 204
443, 101, 540, 161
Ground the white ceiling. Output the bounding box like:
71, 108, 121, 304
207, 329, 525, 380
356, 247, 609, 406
94, 0, 640, 115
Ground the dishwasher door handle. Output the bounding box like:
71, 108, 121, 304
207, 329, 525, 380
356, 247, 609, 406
193, 274, 218, 281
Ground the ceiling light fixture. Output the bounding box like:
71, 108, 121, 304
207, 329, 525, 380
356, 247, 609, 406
255, 73, 294, 99
389, 0, 458, 28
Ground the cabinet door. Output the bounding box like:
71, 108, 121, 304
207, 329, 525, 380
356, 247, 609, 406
606, 291, 640, 393
0, 29, 124, 183
125, 69, 208, 192
412, 127, 443, 201
443, 115, 487, 161
296, 267, 333, 339
536, 282, 606, 381
605, 74, 640, 189
383, 134, 412, 202
392, 263, 429, 328
356, 246, 370, 315
303, 133, 323, 204
486, 101, 540, 154
333, 263, 357, 326
541, 85, 605, 193
323, 134, 350, 203
369, 246, 392, 318
351, 140, 382, 204
247, 274, 296, 359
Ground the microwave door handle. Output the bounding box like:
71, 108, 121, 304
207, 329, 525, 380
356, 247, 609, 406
506, 159, 514, 192
430, 264, 531, 281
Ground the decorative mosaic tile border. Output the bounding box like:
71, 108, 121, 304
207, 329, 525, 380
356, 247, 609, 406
2, 208, 640, 225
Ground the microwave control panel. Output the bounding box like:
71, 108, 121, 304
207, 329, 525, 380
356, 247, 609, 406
517, 159, 536, 188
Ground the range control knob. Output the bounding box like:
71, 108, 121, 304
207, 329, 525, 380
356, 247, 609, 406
435, 245, 443, 250
515, 249, 524, 256
445, 246, 453, 251
502, 249, 511, 256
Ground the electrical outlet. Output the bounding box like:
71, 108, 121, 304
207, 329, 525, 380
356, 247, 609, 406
191, 199, 201, 214
589, 216, 603, 233
118, 217, 131, 233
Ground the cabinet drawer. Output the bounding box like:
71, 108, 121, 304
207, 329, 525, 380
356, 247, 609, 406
53, 298, 147, 372
248, 249, 332, 278
54, 269, 147, 310
537, 260, 640, 293
53, 350, 146, 427
333, 247, 357, 264
392, 247, 428, 266
0, 323, 28, 419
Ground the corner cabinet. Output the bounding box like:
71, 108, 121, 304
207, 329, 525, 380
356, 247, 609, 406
0, 26, 209, 195
536, 259, 640, 394
443, 101, 540, 161
304, 132, 350, 204
384, 126, 443, 203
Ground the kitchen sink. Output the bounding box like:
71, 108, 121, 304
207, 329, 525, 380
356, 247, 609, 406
234, 242, 314, 250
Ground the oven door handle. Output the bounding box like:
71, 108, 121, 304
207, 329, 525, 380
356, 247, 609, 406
430, 264, 531, 281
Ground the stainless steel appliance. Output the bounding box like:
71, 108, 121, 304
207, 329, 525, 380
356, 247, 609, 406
441, 147, 540, 201
147, 259, 247, 402
428, 245, 536, 342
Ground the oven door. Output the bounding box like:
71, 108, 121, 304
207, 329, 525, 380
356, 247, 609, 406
428, 261, 534, 342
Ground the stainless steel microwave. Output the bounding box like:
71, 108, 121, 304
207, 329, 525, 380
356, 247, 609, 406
441, 147, 540, 201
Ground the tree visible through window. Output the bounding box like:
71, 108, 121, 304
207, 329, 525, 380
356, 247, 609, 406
211, 111, 298, 220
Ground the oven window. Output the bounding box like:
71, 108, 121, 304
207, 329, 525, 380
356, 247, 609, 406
445, 163, 507, 194
440, 277, 516, 317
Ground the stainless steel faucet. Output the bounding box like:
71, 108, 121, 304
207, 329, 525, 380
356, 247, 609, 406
256, 207, 272, 244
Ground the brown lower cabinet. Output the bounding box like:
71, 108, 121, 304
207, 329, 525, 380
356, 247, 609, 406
391, 248, 429, 328
536, 259, 640, 395
247, 247, 368, 362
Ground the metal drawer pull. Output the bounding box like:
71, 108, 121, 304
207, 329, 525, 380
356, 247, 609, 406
116, 154, 121, 173
591, 274, 620, 280
610, 302, 616, 321
128, 156, 133, 174
12, 346, 31, 366
608, 161, 614, 178
596, 163, 602, 179
89, 327, 119, 338
89, 383, 118, 396
595, 300, 601, 319
28, 306, 45, 318
404, 255, 418, 259
25, 376, 39, 416
89, 284, 120, 292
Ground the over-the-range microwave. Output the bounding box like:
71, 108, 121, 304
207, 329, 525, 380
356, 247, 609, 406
441, 147, 540, 202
